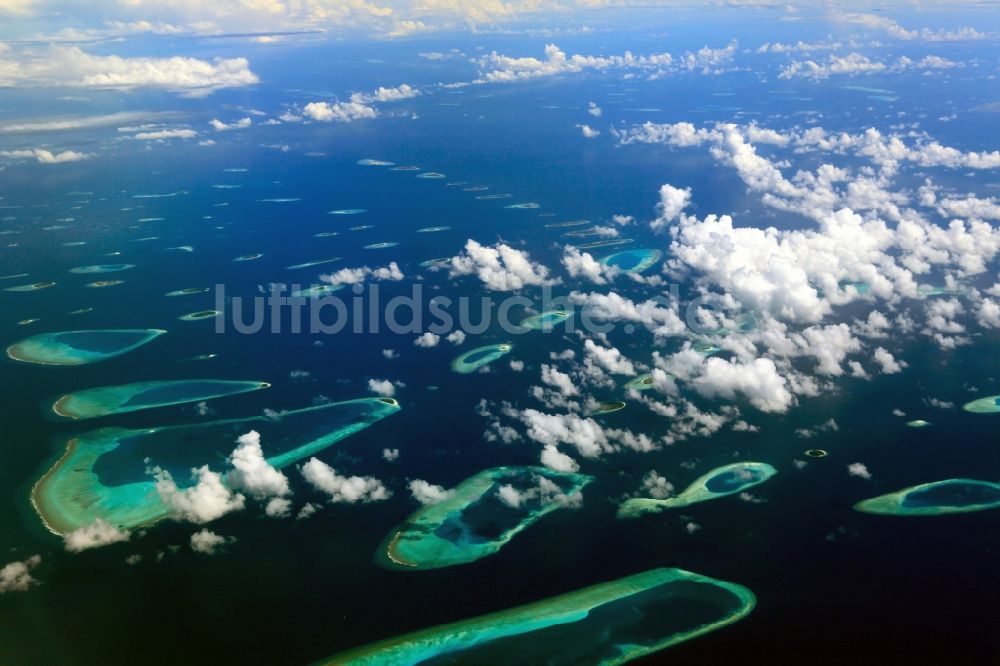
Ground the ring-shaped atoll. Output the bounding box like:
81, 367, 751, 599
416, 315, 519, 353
519, 310, 571, 331
7, 329, 165, 365
32, 397, 401, 535
854, 478, 1000, 516
378, 466, 592, 570
619, 462, 777, 518
599, 248, 662, 274
320, 567, 755, 665
51, 379, 270, 420
962, 395, 1000, 414
451, 343, 513, 373
69, 264, 135, 274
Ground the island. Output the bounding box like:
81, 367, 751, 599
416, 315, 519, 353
378, 466, 592, 570
854, 478, 1000, 516
32, 397, 401, 534
451, 343, 513, 373
51, 379, 270, 420
320, 567, 755, 665
618, 462, 777, 518
7, 329, 166, 365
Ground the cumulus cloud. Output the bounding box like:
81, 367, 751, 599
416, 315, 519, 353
210, 117, 251, 131
367, 378, 402, 396
301, 458, 390, 503
321, 262, 403, 286
779, 53, 958, 80
0, 555, 41, 593
303, 100, 377, 123
577, 124, 600, 138
475, 43, 673, 84
413, 331, 440, 347
408, 479, 454, 505
190, 529, 230, 554
227, 430, 290, 500
450, 239, 557, 291
652, 183, 691, 231
0, 45, 258, 95
64, 519, 130, 552
153, 465, 245, 524
847, 462, 872, 480
0, 148, 89, 163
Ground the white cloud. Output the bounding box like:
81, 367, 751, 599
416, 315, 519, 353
301, 458, 390, 503
321, 262, 403, 286
587, 101, 602, 117
446, 330, 466, 345
190, 529, 230, 554
780, 53, 958, 80
408, 479, 454, 505
227, 430, 290, 500
132, 128, 196, 140
64, 519, 130, 552
450, 239, 557, 291
382, 448, 400, 461
0, 555, 41, 593
0, 148, 89, 163
577, 124, 599, 138
0, 46, 258, 96
540, 363, 579, 397
210, 117, 251, 131
691, 357, 794, 413
303, 100, 377, 123
153, 465, 246, 524
413, 331, 440, 347
831, 12, 988, 42
367, 378, 400, 396
847, 462, 872, 480
474, 43, 673, 84
540, 444, 579, 472
652, 183, 691, 231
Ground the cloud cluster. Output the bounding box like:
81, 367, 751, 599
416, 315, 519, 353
301, 458, 390, 503
0, 555, 41, 593
450, 239, 557, 291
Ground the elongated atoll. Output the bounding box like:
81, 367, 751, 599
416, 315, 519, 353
519, 310, 570, 331
7, 329, 165, 365
5, 281, 56, 292
962, 395, 1000, 414
624, 374, 656, 391
32, 397, 401, 534
69, 264, 134, 274
599, 248, 662, 274
379, 466, 592, 570
321, 567, 755, 665
292, 284, 344, 298
619, 462, 777, 518
179, 310, 221, 321
451, 343, 513, 373
51, 379, 270, 420
854, 479, 1000, 516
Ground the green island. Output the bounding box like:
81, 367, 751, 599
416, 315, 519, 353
962, 395, 1000, 414
599, 248, 662, 274
619, 462, 777, 518
624, 374, 656, 391
378, 466, 592, 570
589, 400, 626, 415
576, 239, 633, 250
905, 419, 932, 428
519, 310, 571, 331
292, 284, 344, 298
320, 567, 755, 665
451, 343, 513, 373
179, 310, 221, 321
32, 397, 401, 534
7, 329, 165, 365
69, 264, 135, 274
854, 478, 1000, 516
5, 281, 56, 292
52, 379, 270, 420
165, 287, 210, 297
